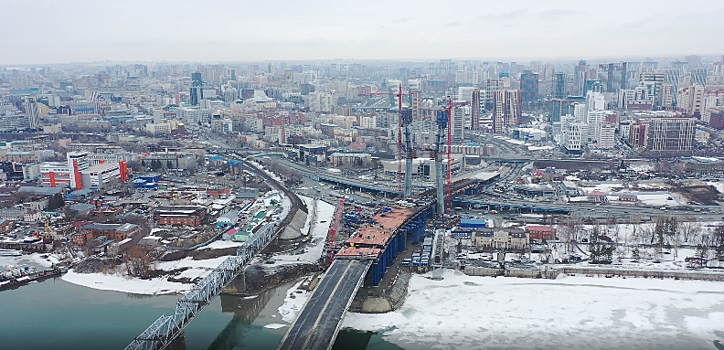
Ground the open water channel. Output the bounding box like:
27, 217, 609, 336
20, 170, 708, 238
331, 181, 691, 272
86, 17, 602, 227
0, 275, 400, 350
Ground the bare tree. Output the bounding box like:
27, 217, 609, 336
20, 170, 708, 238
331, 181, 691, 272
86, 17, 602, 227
679, 218, 701, 244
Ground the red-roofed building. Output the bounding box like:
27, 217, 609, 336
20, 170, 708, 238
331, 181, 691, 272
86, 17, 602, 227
587, 190, 608, 203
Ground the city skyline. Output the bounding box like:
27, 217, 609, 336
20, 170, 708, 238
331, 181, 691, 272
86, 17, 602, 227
1, 0, 723, 65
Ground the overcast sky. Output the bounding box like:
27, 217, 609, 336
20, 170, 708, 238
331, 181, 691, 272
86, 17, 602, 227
2, 0, 723, 65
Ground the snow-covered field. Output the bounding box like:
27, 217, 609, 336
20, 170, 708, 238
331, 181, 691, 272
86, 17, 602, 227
342, 270, 724, 350
62, 270, 192, 295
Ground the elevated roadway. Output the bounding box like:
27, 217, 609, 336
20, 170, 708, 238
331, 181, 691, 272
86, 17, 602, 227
277, 259, 371, 350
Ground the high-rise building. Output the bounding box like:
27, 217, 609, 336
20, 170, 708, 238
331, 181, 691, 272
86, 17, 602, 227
519, 70, 539, 102
691, 69, 708, 86
597, 122, 616, 149
189, 87, 201, 106
574, 60, 587, 95
451, 107, 465, 143
554, 72, 566, 98
628, 122, 649, 148
597, 62, 628, 92
678, 84, 705, 116
641, 72, 665, 107
647, 117, 695, 153
492, 90, 521, 133
24, 96, 40, 129
485, 78, 501, 109
471, 88, 481, 130
686, 55, 702, 69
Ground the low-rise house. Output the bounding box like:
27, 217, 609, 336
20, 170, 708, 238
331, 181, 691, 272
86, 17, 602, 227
587, 190, 608, 203
472, 228, 529, 251
153, 206, 206, 226
23, 211, 42, 223
525, 225, 556, 241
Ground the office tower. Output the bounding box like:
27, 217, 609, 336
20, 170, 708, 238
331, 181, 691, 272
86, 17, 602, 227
647, 117, 695, 152
192, 72, 203, 86
597, 62, 628, 92
492, 90, 521, 133
189, 87, 200, 106
641, 72, 666, 107
519, 70, 539, 101
471, 88, 481, 130
230, 69, 236, 81
574, 60, 587, 95
554, 72, 566, 98
24, 96, 40, 129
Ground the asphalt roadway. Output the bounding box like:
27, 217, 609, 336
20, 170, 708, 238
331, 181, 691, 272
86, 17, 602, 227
277, 259, 371, 350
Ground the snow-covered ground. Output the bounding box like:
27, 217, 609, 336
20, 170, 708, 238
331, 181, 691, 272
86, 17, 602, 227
0, 253, 59, 269
261, 199, 335, 268
342, 270, 724, 350
199, 240, 245, 250
156, 256, 232, 281
278, 279, 310, 323
299, 196, 315, 236
527, 145, 554, 151
62, 270, 192, 295
707, 181, 724, 194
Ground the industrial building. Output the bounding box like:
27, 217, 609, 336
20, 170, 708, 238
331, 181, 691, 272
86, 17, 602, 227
39, 151, 129, 189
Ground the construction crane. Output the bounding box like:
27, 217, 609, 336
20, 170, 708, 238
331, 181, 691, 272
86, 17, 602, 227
43, 215, 59, 243
359, 86, 414, 199
326, 196, 346, 267
443, 98, 468, 215
433, 110, 448, 216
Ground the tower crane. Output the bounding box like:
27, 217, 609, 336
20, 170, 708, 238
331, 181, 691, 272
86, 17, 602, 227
359, 86, 415, 199
433, 99, 468, 216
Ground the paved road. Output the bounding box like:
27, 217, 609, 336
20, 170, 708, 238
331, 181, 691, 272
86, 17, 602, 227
277, 259, 371, 350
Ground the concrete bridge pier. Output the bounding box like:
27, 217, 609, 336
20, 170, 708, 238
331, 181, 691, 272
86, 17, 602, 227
222, 270, 247, 294
167, 332, 186, 350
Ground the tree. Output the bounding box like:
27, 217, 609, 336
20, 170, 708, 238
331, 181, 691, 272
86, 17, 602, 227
713, 225, 724, 247
631, 247, 640, 262
716, 244, 724, 262
679, 218, 700, 243
47, 193, 65, 210
695, 244, 709, 268
589, 225, 615, 264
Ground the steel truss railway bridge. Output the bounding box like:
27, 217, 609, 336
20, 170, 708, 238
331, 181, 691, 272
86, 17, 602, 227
124, 223, 276, 350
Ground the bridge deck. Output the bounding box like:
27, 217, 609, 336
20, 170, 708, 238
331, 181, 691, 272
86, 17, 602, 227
277, 259, 371, 350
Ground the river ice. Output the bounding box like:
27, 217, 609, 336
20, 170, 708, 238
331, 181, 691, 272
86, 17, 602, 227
342, 270, 724, 350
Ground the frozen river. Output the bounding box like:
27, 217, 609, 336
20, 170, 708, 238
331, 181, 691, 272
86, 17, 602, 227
344, 270, 724, 350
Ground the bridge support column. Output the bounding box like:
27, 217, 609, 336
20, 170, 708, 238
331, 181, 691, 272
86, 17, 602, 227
167, 332, 187, 350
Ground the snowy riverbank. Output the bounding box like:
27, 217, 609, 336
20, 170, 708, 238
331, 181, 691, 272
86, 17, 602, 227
62, 269, 192, 295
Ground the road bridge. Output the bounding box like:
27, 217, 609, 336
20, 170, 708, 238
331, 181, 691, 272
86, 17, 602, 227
451, 198, 572, 214
277, 203, 433, 350
277, 259, 371, 350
